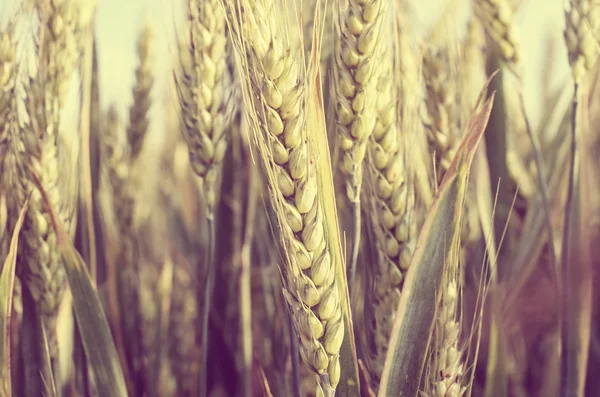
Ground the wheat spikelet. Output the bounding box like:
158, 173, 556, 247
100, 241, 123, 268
473, 0, 520, 64
176, 0, 235, 216
223, 0, 344, 394
564, 0, 600, 84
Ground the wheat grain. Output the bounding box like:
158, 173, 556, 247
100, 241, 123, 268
223, 0, 344, 393
176, 0, 235, 216
473, 0, 520, 64
564, 0, 600, 84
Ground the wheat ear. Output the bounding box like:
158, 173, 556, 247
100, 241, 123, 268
365, 10, 424, 382
19, 0, 81, 373
223, 0, 344, 394
473, 0, 520, 64
176, 2, 236, 393
332, 0, 388, 286
0, 27, 18, 254
564, 0, 600, 84
176, 0, 234, 216
422, 27, 483, 247
128, 25, 153, 162
422, 44, 460, 182
427, 280, 466, 397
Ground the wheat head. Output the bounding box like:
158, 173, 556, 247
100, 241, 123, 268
127, 25, 153, 163
428, 280, 466, 397
364, 10, 426, 381
176, 0, 235, 217
223, 0, 345, 393
422, 44, 460, 182
473, 0, 520, 64
18, 0, 82, 364
564, 0, 600, 84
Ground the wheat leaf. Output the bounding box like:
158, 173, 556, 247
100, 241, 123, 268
377, 88, 495, 397
28, 171, 128, 397
560, 82, 592, 397
0, 198, 29, 396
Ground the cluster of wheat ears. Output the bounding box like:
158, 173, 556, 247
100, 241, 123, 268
0, 0, 598, 396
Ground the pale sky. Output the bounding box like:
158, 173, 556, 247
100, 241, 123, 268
1, 0, 572, 145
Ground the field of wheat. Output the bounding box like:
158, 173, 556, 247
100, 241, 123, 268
0, 0, 598, 396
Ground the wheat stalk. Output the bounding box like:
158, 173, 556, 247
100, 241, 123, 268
564, 0, 600, 84
473, 0, 520, 64
223, 0, 344, 394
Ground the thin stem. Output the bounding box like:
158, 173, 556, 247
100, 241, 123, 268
560, 82, 579, 397
348, 200, 361, 294
519, 93, 558, 284
288, 306, 301, 397
199, 215, 216, 397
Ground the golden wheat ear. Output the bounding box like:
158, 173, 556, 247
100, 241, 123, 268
220, 0, 351, 394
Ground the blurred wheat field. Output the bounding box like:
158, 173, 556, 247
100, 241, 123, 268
0, 0, 598, 396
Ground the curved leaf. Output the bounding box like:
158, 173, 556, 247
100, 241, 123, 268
29, 172, 128, 397
377, 90, 495, 397
0, 199, 29, 396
